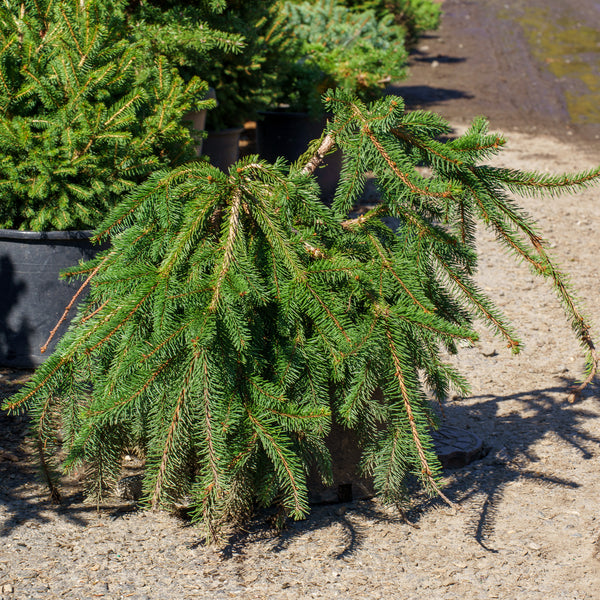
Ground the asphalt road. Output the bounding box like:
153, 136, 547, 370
389, 0, 600, 148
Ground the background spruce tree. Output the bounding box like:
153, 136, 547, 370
0, 0, 214, 231
343, 0, 441, 46
196, 1, 297, 130
281, 0, 409, 103
284, 0, 440, 53
125, 0, 297, 130
124, 0, 246, 86
4, 90, 599, 540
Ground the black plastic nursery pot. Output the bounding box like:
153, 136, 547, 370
184, 109, 209, 156
183, 88, 217, 158
256, 110, 342, 203
202, 127, 244, 172
0, 229, 106, 368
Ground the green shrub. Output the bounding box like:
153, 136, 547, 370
0, 0, 210, 231
5, 91, 598, 540
279, 0, 409, 108
344, 0, 441, 45
124, 0, 245, 86
199, 1, 300, 129
126, 1, 297, 130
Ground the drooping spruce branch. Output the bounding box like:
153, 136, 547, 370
4, 89, 599, 539
325, 91, 598, 383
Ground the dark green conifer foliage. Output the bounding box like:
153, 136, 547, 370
125, 0, 245, 83
196, 1, 298, 129
126, 1, 298, 130
282, 0, 408, 102
0, 0, 211, 231
4, 90, 599, 540
343, 0, 441, 45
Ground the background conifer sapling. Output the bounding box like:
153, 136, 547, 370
0, 0, 219, 231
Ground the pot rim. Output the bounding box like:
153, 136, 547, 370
205, 126, 245, 135
0, 228, 95, 241
258, 109, 312, 118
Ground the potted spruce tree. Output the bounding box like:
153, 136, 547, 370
0, 0, 212, 366
340, 0, 442, 47
126, 0, 293, 171
257, 0, 412, 200
124, 0, 242, 169
4, 90, 598, 541
197, 1, 291, 170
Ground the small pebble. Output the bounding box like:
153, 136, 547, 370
481, 346, 498, 357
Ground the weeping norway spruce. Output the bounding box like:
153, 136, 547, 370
5, 90, 599, 539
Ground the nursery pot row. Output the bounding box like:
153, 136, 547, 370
202, 127, 244, 172
185, 88, 246, 171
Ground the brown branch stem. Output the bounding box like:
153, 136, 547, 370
41, 259, 105, 354
300, 133, 337, 176
385, 329, 456, 508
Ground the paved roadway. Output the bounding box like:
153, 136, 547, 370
389, 0, 600, 148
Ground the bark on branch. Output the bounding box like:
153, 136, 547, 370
301, 133, 337, 176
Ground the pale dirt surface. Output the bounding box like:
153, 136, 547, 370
392, 0, 600, 147
2, 1, 600, 598
1, 132, 599, 600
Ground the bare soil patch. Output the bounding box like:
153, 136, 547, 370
393, 0, 600, 150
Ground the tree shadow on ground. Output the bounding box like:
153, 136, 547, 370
437, 377, 600, 552
0, 405, 106, 535
0, 373, 83, 537
1, 376, 598, 556
214, 378, 599, 558
385, 83, 473, 110
210, 499, 412, 560
0, 388, 139, 536
384, 37, 472, 110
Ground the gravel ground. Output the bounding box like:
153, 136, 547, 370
1, 129, 599, 600
2, 1, 600, 597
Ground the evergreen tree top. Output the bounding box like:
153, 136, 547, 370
280, 0, 409, 105
0, 0, 211, 231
